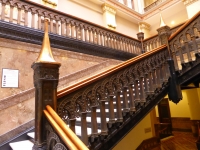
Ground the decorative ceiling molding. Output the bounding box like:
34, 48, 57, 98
102, 3, 116, 14
139, 22, 151, 30
182, 0, 199, 6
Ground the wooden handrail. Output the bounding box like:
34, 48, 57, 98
44, 109, 78, 150
57, 44, 167, 98
45, 105, 89, 150
169, 11, 200, 41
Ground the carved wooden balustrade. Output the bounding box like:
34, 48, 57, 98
143, 21, 187, 52
0, 0, 141, 55
56, 45, 170, 149
143, 35, 161, 52
169, 11, 200, 71
144, 0, 167, 12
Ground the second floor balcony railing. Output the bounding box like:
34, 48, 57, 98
0, 0, 142, 55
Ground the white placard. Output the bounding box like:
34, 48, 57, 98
1, 69, 19, 88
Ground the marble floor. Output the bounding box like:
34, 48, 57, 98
161, 131, 198, 150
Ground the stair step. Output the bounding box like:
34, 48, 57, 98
27, 132, 34, 139
75, 126, 101, 136
9, 140, 33, 150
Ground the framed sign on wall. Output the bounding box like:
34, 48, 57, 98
1, 68, 19, 88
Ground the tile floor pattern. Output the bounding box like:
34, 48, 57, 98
161, 131, 198, 150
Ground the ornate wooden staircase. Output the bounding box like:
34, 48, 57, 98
0, 0, 199, 149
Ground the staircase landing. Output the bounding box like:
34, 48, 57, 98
161, 131, 198, 150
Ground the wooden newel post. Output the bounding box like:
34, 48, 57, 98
137, 32, 145, 53
32, 19, 61, 150
157, 12, 182, 104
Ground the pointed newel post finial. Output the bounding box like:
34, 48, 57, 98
159, 9, 166, 27
35, 18, 60, 64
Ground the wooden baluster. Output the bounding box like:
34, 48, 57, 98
96, 30, 101, 45
158, 61, 163, 85
122, 40, 125, 51
91, 106, 98, 137
69, 118, 76, 133
152, 68, 157, 91
134, 79, 140, 104
116, 37, 120, 50
49, 14, 54, 33
24, 6, 29, 27
122, 86, 129, 115
93, 29, 97, 44
84, 25, 89, 42
80, 24, 84, 41
113, 37, 117, 49
108, 34, 112, 47
9, 4, 14, 23
55, 16, 59, 35
91, 28, 94, 43
148, 71, 154, 94
66, 20, 71, 37
1, 2, 6, 21
99, 99, 108, 136
81, 112, 88, 145
76, 24, 80, 40
123, 40, 127, 51
37, 10, 42, 30
131, 0, 135, 9
120, 39, 124, 51
17, 5, 22, 25
125, 41, 129, 52
129, 41, 132, 53
88, 27, 92, 43
110, 35, 114, 48
123, 0, 128, 5
184, 40, 192, 62
128, 83, 136, 112
178, 46, 185, 64
116, 90, 123, 123
103, 32, 107, 47
100, 31, 104, 46
71, 21, 75, 38
156, 66, 162, 89
144, 72, 150, 96
108, 95, 115, 126
128, 41, 131, 53
61, 18, 65, 36
189, 28, 199, 54
31, 9, 36, 29
139, 77, 146, 103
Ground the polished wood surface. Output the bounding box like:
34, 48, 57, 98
57, 44, 167, 98
46, 105, 89, 150
44, 109, 78, 150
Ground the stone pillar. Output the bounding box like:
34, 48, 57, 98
157, 13, 182, 104
102, 3, 117, 30
183, 0, 200, 19
32, 19, 61, 150
138, 22, 151, 39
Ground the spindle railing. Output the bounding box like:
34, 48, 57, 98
169, 11, 200, 71
0, 0, 141, 55
56, 45, 170, 148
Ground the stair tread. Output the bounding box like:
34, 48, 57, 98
9, 140, 33, 150
75, 126, 101, 136
27, 132, 34, 139
76, 116, 109, 123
